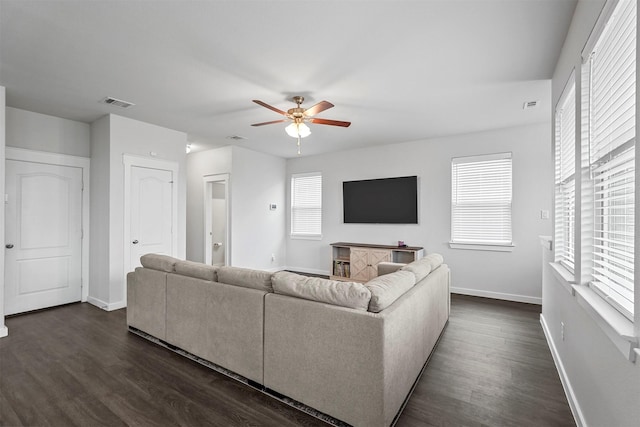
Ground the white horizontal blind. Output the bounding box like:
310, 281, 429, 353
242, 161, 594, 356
589, 0, 636, 165
291, 172, 322, 237
555, 78, 577, 272
591, 146, 635, 317
585, 0, 635, 319
451, 153, 512, 245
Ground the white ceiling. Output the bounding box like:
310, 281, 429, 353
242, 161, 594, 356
0, 0, 576, 158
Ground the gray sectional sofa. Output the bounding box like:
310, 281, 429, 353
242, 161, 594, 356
127, 253, 450, 427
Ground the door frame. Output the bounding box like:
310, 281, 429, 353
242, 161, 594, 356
5, 147, 90, 303
203, 173, 230, 266
123, 154, 179, 299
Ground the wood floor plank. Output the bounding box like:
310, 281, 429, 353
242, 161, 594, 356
0, 294, 575, 427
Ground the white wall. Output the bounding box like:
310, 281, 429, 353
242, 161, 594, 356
230, 146, 286, 270
89, 115, 111, 305
6, 107, 90, 157
186, 145, 232, 262
543, 1, 640, 426
0, 86, 7, 338
90, 114, 187, 309
186, 146, 286, 270
287, 122, 552, 303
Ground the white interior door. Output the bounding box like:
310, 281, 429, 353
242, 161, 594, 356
129, 166, 173, 270
210, 182, 226, 266
4, 160, 83, 315
204, 174, 229, 266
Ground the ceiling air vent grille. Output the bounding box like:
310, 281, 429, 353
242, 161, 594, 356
100, 96, 135, 109
523, 100, 538, 110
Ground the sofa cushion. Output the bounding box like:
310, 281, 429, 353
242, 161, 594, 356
140, 253, 178, 272
365, 270, 416, 312
174, 260, 218, 282
422, 253, 444, 272
217, 266, 273, 292
400, 258, 432, 282
377, 262, 407, 276
272, 271, 371, 311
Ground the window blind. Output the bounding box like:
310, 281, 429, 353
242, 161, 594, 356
555, 77, 576, 272
584, 0, 635, 319
291, 172, 322, 237
451, 153, 512, 245
588, 0, 636, 166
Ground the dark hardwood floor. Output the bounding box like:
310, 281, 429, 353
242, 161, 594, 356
0, 295, 575, 427
398, 295, 575, 427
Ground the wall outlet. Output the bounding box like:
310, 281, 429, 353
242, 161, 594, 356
541, 209, 550, 220
561, 322, 565, 341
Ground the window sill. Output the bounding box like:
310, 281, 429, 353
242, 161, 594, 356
449, 242, 515, 252
290, 234, 323, 241
572, 284, 638, 363
549, 262, 575, 295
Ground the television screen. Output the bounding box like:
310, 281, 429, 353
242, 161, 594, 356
343, 176, 418, 224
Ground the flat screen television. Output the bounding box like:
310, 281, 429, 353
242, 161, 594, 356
343, 176, 418, 224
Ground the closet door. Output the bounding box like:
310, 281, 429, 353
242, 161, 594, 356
4, 160, 83, 315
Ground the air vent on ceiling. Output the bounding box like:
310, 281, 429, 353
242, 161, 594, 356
523, 100, 538, 110
100, 96, 135, 109
226, 135, 247, 141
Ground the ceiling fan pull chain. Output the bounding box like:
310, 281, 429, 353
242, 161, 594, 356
297, 135, 301, 155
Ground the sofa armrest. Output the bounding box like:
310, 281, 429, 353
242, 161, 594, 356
377, 262, 406, 276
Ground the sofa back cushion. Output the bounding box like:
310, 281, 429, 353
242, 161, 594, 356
421, 253, 444, 272
365, 270, 416, 312
174, 260, 218, 282
217, 266, 274, 292
272, 271, 371, 311
400, 259, 432, 282
140, 253, 178, 272
400, 253, 444, 282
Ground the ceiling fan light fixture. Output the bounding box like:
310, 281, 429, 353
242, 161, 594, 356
285, 122, 311, 138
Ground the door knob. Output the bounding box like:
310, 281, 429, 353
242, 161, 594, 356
132, 240, 139, 244
5, 244, 14, 249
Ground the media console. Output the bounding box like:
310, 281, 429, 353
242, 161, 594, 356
330, 242, 424, 283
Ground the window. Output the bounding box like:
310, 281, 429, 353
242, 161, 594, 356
451, 153, 513, 249
291, 172, 322, 238
555, 74, 576, 273
582, 0, 635, 320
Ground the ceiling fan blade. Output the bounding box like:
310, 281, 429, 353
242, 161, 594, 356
251, 119, 287, 127
252, 100, 286, 116
304, 101, 334, 117
309, 118, 351, 127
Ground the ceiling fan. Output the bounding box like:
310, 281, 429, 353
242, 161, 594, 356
251, 96, 351, 154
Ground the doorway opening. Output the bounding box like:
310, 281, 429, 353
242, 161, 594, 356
204, 174, 230, 266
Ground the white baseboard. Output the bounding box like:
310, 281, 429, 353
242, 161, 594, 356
87, 297, 126, 311
450, 286, 542, 305
284, 266, 330, 276
0, 325, 8, 338
540, 314, 585, 427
